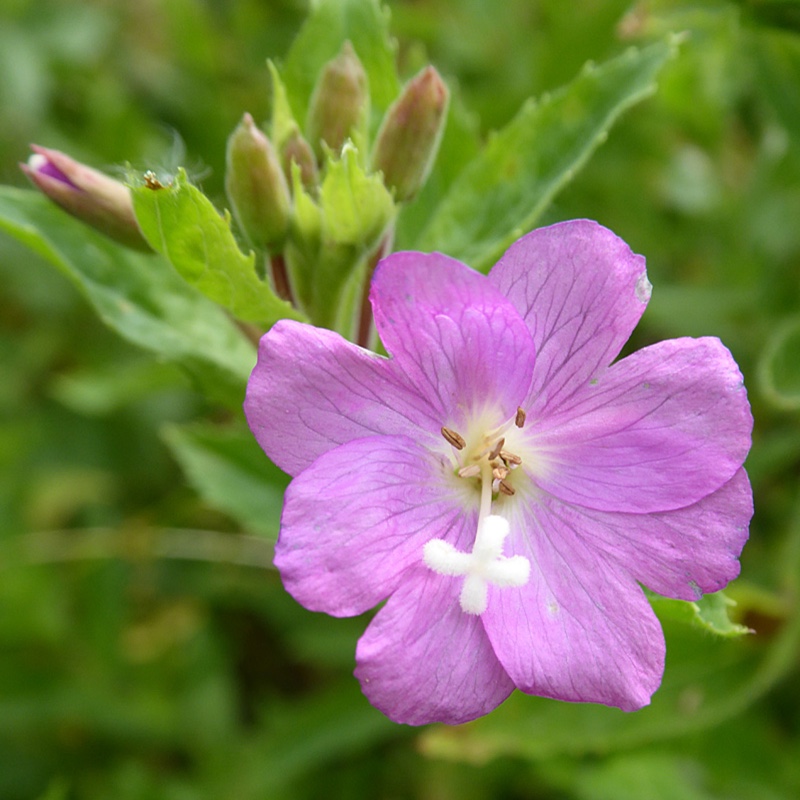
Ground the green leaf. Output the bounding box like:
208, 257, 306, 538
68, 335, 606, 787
566, 752, 715, 800
208, 679, 398, 798
0, 187, 254, 407
162, 421, 289, 541
131, 169, 305, 327
758, 315, 800, 410
50, 359, 186, 416
647, 590, 753, 638
34, 778, 70, 800
418, 37, 680, 271
281, 0, 400, 136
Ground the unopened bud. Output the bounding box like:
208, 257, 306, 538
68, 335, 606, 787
225, 113, 291, 252
371, 66, 449, 202
21, 144, 150, 251
306, 41, 369, 161
280, 128, 319, 193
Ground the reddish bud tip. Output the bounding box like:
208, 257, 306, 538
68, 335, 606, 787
22, 145, 151, 251
371, 66, 450, 202
306, 41, 369, 161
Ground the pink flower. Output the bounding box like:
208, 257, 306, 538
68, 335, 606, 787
244, 220, 753, 725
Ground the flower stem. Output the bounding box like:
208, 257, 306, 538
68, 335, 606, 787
356, 228, 394, 349
269, 251, 294, 304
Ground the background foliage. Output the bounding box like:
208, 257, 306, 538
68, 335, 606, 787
1, 0, 800, 797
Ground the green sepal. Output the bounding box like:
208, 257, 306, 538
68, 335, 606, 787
321, 142, 394, 252
131, 169, 306, 327
418, 37, 680, 271
286, 142, 395, 329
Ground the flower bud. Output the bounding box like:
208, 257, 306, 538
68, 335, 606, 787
280, 128, 319, 193
21, 144, 151, 251
225, 113, 291, 252
306, 41, 369, 161
371, 66, 449, 202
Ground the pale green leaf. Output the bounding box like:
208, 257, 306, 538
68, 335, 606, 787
162, 422, 288, 541
269, 60, 302, 149
647, 590, 753, 638
131, 169, 305, 327
419, 37, 680, 271
50, 359, 186, 415
0, 187, 254, 407
568, 753, 714, 800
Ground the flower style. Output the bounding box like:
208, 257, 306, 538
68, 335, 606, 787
244, 220, 753, 726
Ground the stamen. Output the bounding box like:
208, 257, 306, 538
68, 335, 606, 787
498, 480, 515, 496
515, 407, 526, 428
492, 465, 509, 481
488, 437, 505, 461
457, 464, 481, 479
441, 426, 466, 450
499, 450, 522, 466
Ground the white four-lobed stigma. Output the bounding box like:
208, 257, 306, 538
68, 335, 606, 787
423, 515, 530, 615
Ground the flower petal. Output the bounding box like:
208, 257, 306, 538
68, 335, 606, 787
529, 337, 753, 513
245, 320, 442, 475
556, 468, 752, 601
370, 251, 535, 427
489, 220, 650, 418
355, 563, 514, 725
483, 494, 665, 711
275, 435, 471, 617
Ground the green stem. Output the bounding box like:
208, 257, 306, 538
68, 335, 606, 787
356, 228, 394, 349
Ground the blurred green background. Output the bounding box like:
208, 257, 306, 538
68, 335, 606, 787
2, 0, 800, 797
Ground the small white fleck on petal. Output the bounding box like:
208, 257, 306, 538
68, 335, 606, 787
635, 272, 652, 304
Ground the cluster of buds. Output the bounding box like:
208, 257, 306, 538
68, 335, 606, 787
22, 39, 450, 339
224, 40, 450, 247
222, 40, 450, 330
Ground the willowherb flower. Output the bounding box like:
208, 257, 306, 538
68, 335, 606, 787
245, 220, 753, 726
